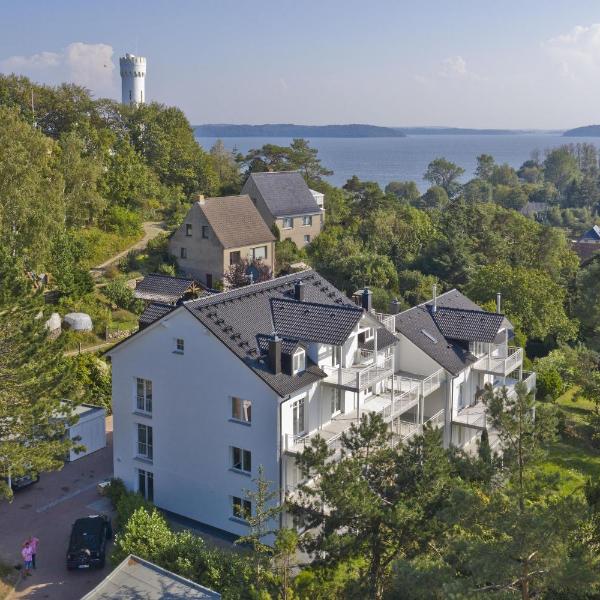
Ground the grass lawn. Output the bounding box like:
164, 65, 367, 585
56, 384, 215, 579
539, 387, 600, 495
0, 561, 19, 600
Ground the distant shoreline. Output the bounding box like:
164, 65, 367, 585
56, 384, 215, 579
194, 123, 563, 138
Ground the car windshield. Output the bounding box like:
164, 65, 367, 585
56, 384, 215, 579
71, 531, 99, 548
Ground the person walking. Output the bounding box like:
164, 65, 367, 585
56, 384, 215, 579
28, 536, 39, 569
21, 541, 33, 577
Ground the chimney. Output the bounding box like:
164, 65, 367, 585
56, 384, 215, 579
193, 193, 205, 205
432, 284, 437, 313
496, 292, 502, 314
362, 287, 372, 312
268, 332, 282, 375
389, 298, 401, 315
294, 280, 305, 302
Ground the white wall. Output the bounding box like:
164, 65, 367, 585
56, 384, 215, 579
395, 334, 441, 376
110, 308, 282, 537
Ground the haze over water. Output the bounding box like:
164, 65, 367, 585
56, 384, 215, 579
196, 133, 600, 191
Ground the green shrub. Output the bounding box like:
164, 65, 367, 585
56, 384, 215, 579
115, 490, 154, 531
537, 366, 564, 401
106, 477, 127, 508
104, 278, 142, 313
157, 262, 176, 276
101, 206, 142, 237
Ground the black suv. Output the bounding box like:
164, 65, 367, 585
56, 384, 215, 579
66, 515, 112, 570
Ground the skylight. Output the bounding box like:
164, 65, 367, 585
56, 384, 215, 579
421, 329, 438, 344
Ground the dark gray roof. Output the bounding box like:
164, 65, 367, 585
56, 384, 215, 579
81, 554, 220, 600
394, 289, 508, 376
359, 327, 397, 351
579, 224, 600, 241
270, 298, 362, 346
134, 273, 199, 304
184, 270, 356, 396
256, 334, 302, 356
139, 302, 174, 328
244, 171, 322, 217
432, 307, 505, 343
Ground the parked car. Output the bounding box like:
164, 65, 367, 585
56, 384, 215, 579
2, 472, 40, 492
66, 515, 112, 570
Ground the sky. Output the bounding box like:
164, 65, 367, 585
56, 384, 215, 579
2, 1, 600, 129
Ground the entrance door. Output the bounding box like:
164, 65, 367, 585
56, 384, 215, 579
138, 469, 154, 502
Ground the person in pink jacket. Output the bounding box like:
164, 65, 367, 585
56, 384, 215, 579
21, 542, 33, 576
27, 536, 39, 569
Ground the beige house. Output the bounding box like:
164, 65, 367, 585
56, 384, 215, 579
241, 171, 324, 248
169, 195, 276, 288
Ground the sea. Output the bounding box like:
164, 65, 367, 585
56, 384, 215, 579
195, 133, 600, 191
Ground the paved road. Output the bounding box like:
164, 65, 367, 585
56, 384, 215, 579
90, 221, 166, 277
0, 419, 114, 600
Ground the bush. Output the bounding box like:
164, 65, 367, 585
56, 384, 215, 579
157, 262, 176, 276
101, 206, 142, 237
115, 490, 154, 531
536, 366, 564, 401
106, 478, 127, 508
103, 278, 142, 313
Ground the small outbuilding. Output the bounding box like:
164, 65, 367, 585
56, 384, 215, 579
81, 554, 221, 600
64, 312, 93, 331
65, 404, 106, 462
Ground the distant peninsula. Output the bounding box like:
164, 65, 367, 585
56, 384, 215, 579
397, 126, 538, 135
195, 124, 405, 138
563, 125, 600, 137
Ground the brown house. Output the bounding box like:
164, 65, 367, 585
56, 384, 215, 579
169, 195, 276, 288
241, 171, 324, 248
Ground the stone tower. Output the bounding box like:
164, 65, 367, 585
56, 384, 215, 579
119, 53, 146, 106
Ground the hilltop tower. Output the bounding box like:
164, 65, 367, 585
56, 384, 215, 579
119, 53, 146, 106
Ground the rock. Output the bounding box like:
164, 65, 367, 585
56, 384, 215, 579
44, 312, 62, 333
63, 312, 93, 331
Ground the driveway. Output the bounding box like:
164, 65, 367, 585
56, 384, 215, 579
0, 418, 114, 600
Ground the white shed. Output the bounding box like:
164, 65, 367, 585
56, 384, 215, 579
67, 405, 107, 461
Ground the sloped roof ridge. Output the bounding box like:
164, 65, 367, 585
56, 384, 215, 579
435, 305, 505, 318
270, 296, 363, 313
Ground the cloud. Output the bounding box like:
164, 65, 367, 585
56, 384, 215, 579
440, 55, 468, 78
543, 24, 600, 77
0, 42, 116, 96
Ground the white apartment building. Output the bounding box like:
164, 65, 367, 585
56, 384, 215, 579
108, 270, 534, 537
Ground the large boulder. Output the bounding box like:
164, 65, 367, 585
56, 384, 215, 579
63, 312, 93, 331
44, 312, 62, 334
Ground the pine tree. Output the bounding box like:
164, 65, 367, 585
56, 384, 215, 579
0, 250, 77, 499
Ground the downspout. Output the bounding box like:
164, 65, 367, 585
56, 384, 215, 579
278, 396, 286, 530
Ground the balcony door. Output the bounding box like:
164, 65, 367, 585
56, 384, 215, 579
292, 397, 306, 438
330, 389, 342, 417
331, 345, 342, 367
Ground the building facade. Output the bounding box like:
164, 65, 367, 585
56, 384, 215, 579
120, 53, 146, 106
168, 195, 276, 288
242, 172, 324, 248
108, 271, 534, 537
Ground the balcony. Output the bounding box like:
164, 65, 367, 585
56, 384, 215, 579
472, 346, 523, 376
394, 368, 445, 399
322, 351, 394, 391
373, 311, 396, 333
452, 371, 536, 430
284, 379, 421, 454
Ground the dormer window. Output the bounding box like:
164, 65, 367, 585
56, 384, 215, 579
292, 348, 306, 374
365, 327, 374, 341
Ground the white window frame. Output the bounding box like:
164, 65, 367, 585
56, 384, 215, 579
303, 234, 311, 244
330, 388, 342, 416
282, 217, 293, 229
292, 397, 306, 438
185, 223, 192, 237
231, 447, 252, 473
292, 349, 306, 374
137, 468, 154, 502
137, 423, 153, 460
364, 327, 374, 341
302, 215, 312, 227
174, 338, 184, 354
136, 378, 152, 413
231, 397, 252, 423
232, 496, 251, 520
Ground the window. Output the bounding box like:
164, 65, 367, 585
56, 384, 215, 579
230, 251, 241, 265
174, 338, 184, 354
282, 217, 293, 229
180, 247, 187, 259
292, 397, 306, 437
303, 235, 311, 244
331, 389, 342, 416
252, 246, 267, 260
202, 225, 209, 239
302, 215, 312, 226
232, 397, 252, 423
365, 328, 374, 341
232, 496, 251, 520
185, 223, 192, 237
231, 447, 252, 473
292, 349, 306, 374
331, 345, 342, 367
137, 424, 153, 460
138, 469, 153, 502
136, 378, 152, 413
206, 274, 213, 288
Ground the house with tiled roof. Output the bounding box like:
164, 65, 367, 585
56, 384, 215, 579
134, 273, 202, 305
168, 194, 276, 288
242, 171, 324, 247
107, 270, 534, 537
572, 225, 600, 262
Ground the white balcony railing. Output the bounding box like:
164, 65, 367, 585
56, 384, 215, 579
473, 346, 523, 376
373, 312, 396, 333
323, 354, 394, 391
